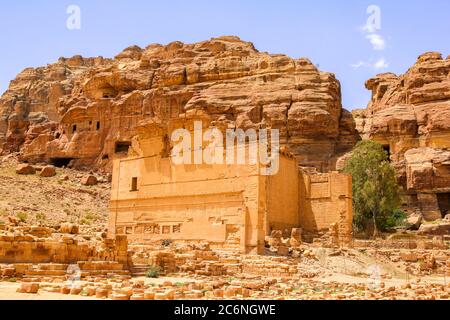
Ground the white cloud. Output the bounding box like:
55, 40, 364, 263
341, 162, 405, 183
365, 33, 386, 51
373, 57, 389, 70
350, 58, 389, 71
351, 61, 369, 69
353, 6, 388, 71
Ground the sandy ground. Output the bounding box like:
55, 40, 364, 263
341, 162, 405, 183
0, 282, 99, 300
1, 274, 447, 300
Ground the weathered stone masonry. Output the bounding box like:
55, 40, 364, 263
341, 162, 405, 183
108, 119, 353, 254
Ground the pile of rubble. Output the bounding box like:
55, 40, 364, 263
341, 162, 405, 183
1, 220, 449, 300
10, 271, 450, 300
0, 221, 129, 279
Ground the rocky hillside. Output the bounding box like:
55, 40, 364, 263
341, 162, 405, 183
0, 154, 110, 228
354, 52, 450, 221
0, 36, 357, 173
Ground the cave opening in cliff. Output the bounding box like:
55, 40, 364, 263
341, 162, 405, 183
50, 158, 75, 168
383, 144, 391, 161
437, 193, 450, 218
115, 141, 131, 154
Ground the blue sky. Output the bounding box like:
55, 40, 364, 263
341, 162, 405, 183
1, 0, 449, 109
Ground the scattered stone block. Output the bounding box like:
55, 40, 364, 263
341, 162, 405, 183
224, 287, 236, 298
418, 223, 450, 235
154, 292, 168, 300
81, 175, 98, 186
40, 166, 56, 178
111, 293, 129, 301
70, 286, 83, 295
95, 288, 109, 299
16, 164, 36, 175
17, 283, 39, 294
59, 223, 79, 235
144, 291, 155, 300
400, 252, 418, 262
213, 289, 223, 298
290, 228, 303, 247
84, 286, 96, 296
60, 286, 71, 295
119, 287, 133, 298
406, 214, 423, 230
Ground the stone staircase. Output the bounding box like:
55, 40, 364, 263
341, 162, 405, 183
130, 264, 150, 277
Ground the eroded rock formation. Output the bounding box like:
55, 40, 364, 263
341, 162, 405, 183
0, 36, 357, 172
354, 52, 450, 221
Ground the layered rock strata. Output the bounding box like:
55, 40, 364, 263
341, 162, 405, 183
354, 52, 450, 220
0, 36, 357, 172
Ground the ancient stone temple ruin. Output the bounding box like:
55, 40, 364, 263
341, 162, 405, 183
109, 117, 353, 254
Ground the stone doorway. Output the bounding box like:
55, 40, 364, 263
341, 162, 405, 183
115, 141, 131, 154
437, 193, 450, 218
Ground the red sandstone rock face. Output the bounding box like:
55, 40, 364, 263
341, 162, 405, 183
0, 36, 357, 172
354, 52, 450, 220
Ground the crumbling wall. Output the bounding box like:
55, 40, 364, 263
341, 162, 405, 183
109, 118, 353, 253
299, 172, 353, 241
109, 149, 264, 254
265, 155, 300, 233
0, 234, 128, 265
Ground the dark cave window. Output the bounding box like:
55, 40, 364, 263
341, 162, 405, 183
72, 124, 77, 133
96, 122, 101, 130
131, 177, 138, 192
50, 158, 74, 168
383, 145, 391, 161
115, 141, 131, 154
437, 193, 450, 218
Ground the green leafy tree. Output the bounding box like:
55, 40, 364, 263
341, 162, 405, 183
343, 140, 402, 237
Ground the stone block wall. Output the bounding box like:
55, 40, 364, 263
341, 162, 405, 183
0, 234, 128, 265
299, 172, 353, 241
109, 119, 353, 253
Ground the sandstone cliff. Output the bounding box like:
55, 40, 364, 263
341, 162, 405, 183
0, 36, 357, 172
354, 52, 450, 220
